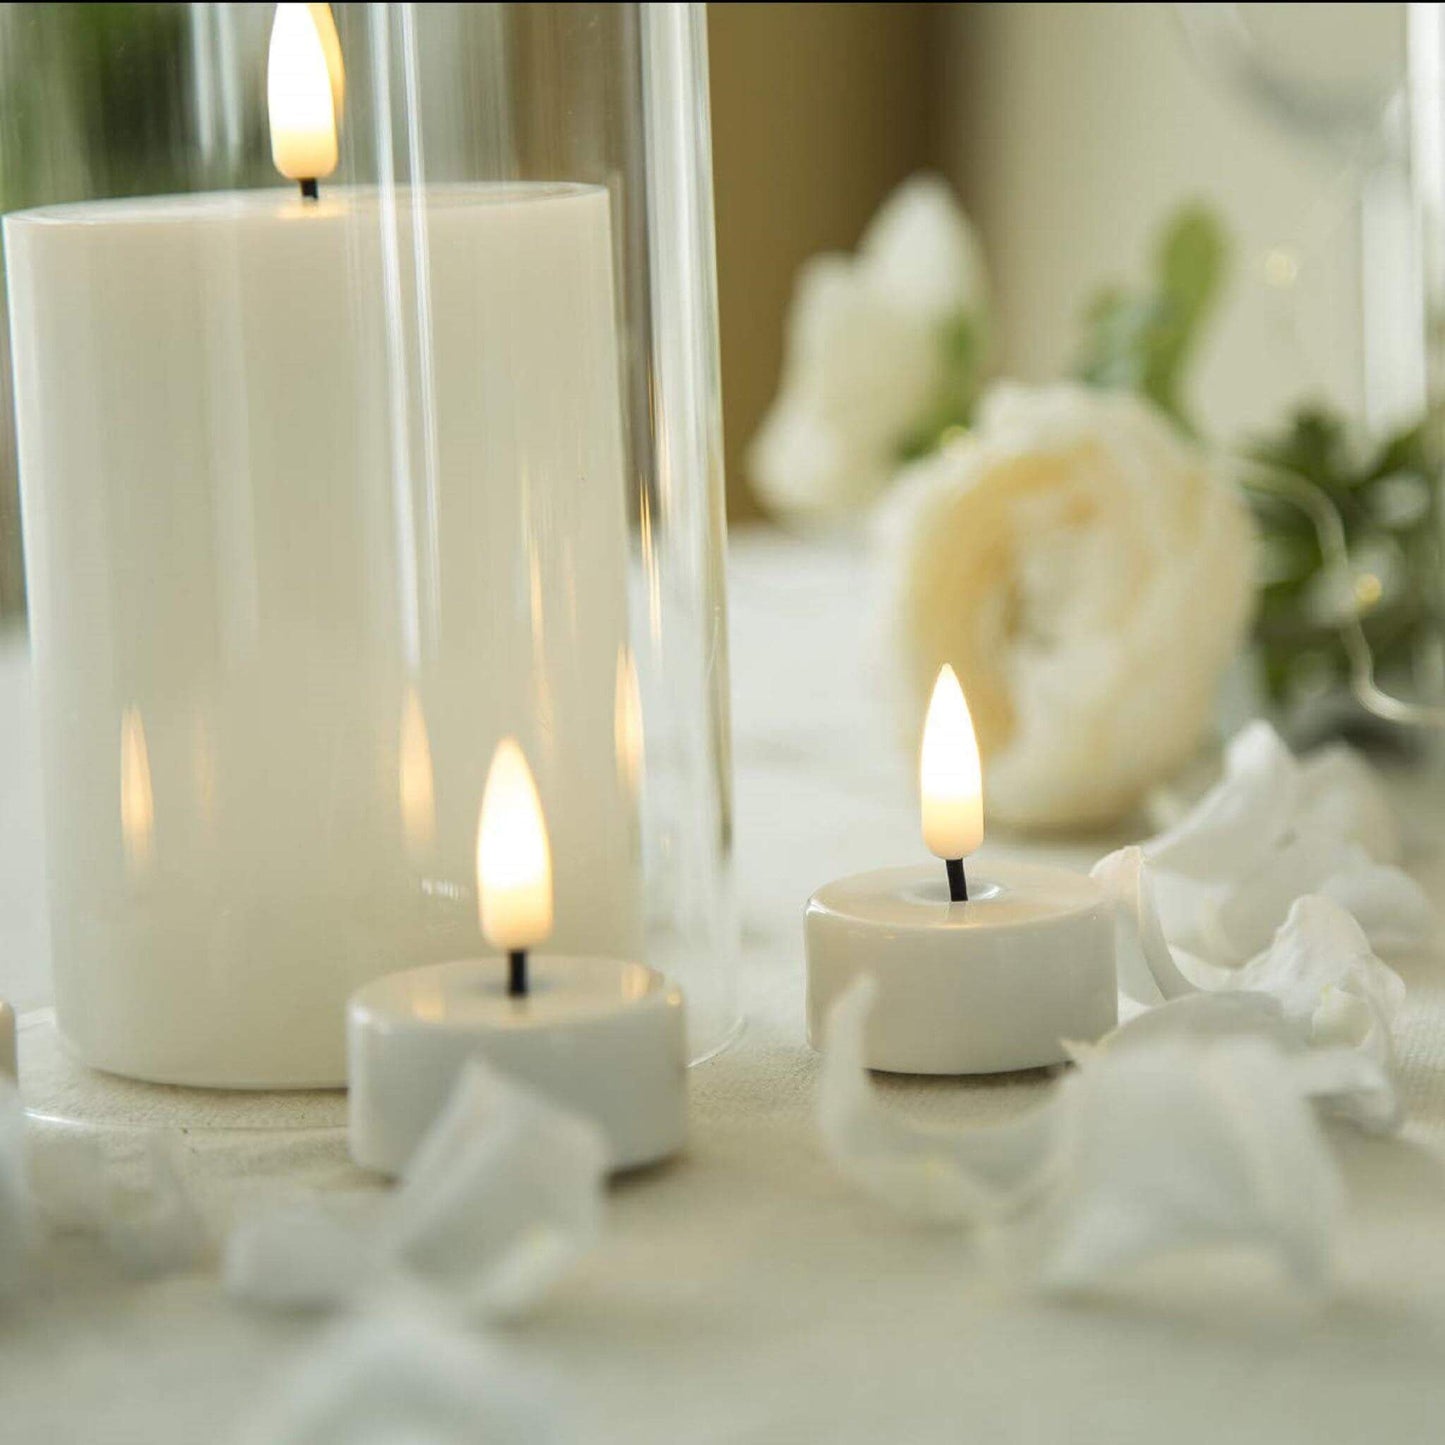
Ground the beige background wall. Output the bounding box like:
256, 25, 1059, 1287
946, 3, 1405, 446
708, 2, 1408, 523
708, 3, 946, 520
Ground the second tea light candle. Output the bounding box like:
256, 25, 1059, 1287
349, 740, 686, 1176
805, 667, 1117, 1074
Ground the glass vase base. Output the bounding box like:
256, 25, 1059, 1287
17, 1008, 347, 1138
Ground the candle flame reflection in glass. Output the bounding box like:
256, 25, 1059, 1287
120, 706, 155, 875
920, 664, 984, 860
267, 3, 344, 183
477, 738, 554, 952
614, 645, 644, 801
399, 686, 437, 857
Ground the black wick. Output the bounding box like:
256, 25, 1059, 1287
945, 857, 968, 903
508, 949, 529, 999
299, 178, 319, 202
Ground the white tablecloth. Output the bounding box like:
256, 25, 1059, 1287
4, 532, 1445, 1443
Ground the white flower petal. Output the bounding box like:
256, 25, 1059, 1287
238, 1312, 563, 1445
1232, 895, 1405, 1030
24, 1126, 204, 1279
749, 176, 985, 523
223, 1203, 378, 1312
1144, 721, 1299, 879
225, 1056, 607, 1322
858, 173, 987, 322
1297, 743, 1402, 863
1034, 1037, 1341, 1294
819, 983, 1345, 1294
1318, 858, 1438, 959
818, 978, 1055, 1224
385, 1056, 608, 1321
1200, 834, 1355, 963
1091, 846, 1196, 1007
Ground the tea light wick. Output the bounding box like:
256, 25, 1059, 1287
920, 664, 983, 905
478, 738, 554, 1002
946, 857, 968, 903
268, 4, 344, 207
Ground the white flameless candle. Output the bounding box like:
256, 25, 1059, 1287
6, 5, 643, 1088
805, 667, 1117, 1074
348, 740, 686, 1176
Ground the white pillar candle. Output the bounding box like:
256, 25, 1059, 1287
5, 181, 642, 1087
805, 667, 1117, 1073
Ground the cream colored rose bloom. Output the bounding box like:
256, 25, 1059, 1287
749, 174, 985, 522
875, 383, 1256, 831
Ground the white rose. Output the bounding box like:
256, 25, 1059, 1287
748, 174, 986, 523
875, 382, 1256, 831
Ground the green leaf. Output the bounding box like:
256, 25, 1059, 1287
1073, 204, 1228, 433
1242, 404, 1445, 710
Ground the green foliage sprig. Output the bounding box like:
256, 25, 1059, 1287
1073, 203, 1443, 715
1074, 205, 1228, 436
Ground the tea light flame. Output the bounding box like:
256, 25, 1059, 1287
477, 738, 553, 952
268, 3, 344, 184
920, 664, 984, 860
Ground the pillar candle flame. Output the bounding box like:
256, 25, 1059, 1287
920, 664, 984, 860
477, 738, 554, 952
267, 3, 344, 184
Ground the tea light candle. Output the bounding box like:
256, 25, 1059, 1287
348, 740, 686, 1176
805, 667, 1117, 1074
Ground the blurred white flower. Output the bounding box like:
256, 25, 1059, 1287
875, 382, 1255, 831
748, 174, 986, 523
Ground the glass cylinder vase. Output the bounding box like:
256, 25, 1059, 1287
1, 1, 738, 1088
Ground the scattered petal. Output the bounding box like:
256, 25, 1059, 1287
24, 1126, 205, 1278
1090, 846, 1195, 1007
238, 1311, 564, 1445
818, 978, 1055, 1224
1031, 1036, 1341, 1295
223, 1203, 377, 1312
384, 1057, 608, 1321
1144, 720, 1299, 879
1297, 743, 1401, 863
819, 982, 1346, 1294
225, 1055, 607, 1322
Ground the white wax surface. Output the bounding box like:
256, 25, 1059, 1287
5, 184, 642, 1086
358, 955, 673, 1031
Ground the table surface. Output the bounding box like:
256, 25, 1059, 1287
5, 531, 1445, 1443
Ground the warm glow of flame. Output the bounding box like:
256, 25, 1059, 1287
477, 738, 553, 952
614, 646, 644, 800
920, 664, 983, 860
268, 3, 344, 182
120, 706, 155, 873
399, 686, 436, 855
